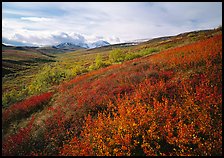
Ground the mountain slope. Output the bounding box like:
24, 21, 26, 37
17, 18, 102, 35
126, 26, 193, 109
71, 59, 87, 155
2, 44, 56, 77
2, 28, 222, 156
53, 40, 110, 49
88, 40, 110, 48
53, 42, 88, 49
58, 34, 223, 156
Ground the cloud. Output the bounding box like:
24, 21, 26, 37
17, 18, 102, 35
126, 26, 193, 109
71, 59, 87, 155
2, 37, 36, 46
2, 2, 222, 46
51, 32, 87, 45
2, 31, 117, 47
21, 17, 52, 22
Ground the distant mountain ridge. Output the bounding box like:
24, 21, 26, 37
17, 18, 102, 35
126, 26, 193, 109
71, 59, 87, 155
53, 40, 110, 49
88, 40, 110, 48
52, 42, 87, 49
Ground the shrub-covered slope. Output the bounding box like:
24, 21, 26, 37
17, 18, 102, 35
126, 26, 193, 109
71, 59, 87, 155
2, 32, 222, 156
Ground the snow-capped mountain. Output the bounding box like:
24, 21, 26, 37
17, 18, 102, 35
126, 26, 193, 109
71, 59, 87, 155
53, 40, 110, 49
53, 42, 89, 49
88, 40, 110, 48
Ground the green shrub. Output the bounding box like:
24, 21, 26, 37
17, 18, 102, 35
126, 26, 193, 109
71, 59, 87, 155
2, 88, 28, 107
140, 48, 159, 55
27, 65, 67, 95
2, 90, 18, 107
70, 65, 83, 76
88, 64, 96, 71
95, 54, 105, 69
89, 54, 108, 70
109, 49, 125, 63
125, 52, 141, 60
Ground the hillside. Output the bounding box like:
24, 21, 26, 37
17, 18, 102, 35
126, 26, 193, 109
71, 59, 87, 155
2, 28, 222, 156
2, 44, 56, 77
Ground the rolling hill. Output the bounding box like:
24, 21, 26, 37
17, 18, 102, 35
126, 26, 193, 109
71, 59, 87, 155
2, 44, 56, 77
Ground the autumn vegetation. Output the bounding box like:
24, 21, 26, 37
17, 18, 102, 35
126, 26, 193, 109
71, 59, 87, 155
59, 34, 222, 156
2, 29, 222, 156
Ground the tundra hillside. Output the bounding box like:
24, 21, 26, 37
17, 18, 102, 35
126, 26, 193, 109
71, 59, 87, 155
2, 28, 222, 156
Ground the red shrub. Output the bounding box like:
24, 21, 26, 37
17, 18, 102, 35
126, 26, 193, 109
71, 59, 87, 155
5, 34, 220, 156
59, 34, 222, 156
2, 116, 35, 156
3, 92, 53, 126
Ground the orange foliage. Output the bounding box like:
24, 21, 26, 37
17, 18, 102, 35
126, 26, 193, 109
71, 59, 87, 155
3, 34, 221, 156
60, 34, 222, 156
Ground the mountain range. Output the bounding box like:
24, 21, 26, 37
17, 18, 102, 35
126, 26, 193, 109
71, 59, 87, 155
53, 40, 110, 49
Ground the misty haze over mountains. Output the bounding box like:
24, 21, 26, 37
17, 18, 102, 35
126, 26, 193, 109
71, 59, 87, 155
2, 31, 149, 49
2, 32, 114, 48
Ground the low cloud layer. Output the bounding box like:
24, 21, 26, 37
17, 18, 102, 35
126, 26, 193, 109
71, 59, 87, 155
2, 31, 120, 47
21, 17, 52, 22
2, 2, 222, 46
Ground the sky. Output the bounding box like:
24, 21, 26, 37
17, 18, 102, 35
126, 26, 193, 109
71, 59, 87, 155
2, 2, 222, 46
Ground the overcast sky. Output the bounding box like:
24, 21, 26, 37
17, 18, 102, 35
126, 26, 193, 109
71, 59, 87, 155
2, 2, 222, 46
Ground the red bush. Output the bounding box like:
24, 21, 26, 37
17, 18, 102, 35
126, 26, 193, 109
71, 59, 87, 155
2, 116, 35, 156
59, 34, 222, 156
3, 92, 53, 126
